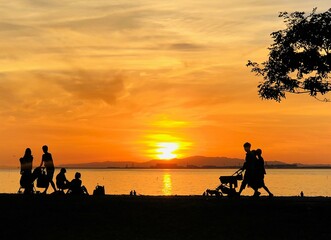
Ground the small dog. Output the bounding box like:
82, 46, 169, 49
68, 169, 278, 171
204, 189, 221, 197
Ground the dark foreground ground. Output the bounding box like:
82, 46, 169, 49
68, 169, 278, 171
0, 194, 330, 240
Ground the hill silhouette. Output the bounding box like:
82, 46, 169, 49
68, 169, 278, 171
60, 156, 292, 169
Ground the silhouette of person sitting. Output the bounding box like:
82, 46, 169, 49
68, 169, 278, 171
19, 148, 34, 194
255, 149, 273, 197
56, 168, 70, 192
39, 145, 57, 194
68, 172, 89, 195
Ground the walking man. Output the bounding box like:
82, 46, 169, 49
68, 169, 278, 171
238, 142, 259, 196
39, 145, 57, 194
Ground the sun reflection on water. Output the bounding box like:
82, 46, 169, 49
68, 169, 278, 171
162, 173, 172, 195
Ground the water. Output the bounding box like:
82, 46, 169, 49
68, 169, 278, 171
1, 168, 331, 196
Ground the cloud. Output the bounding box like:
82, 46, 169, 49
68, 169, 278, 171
47, 13, 143, 33
166, 43, 206, 51
53, 70, 125, 104
0, 69, 126, 124
0, 22, 32, 32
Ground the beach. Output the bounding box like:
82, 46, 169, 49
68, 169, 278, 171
1, 194, 330, 240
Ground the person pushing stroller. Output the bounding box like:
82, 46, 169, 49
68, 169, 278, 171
238, 142, 273, 197
237, 142, 258, 196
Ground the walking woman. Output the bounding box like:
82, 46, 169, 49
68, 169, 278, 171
255, 148, 273, 197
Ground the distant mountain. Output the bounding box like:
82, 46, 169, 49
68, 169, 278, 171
61, 161, 137, 168
59, 156, 292, 169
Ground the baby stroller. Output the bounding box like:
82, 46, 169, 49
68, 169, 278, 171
204, 168, 243, 197
18, 167, 49, 194
18, 172, 35, 194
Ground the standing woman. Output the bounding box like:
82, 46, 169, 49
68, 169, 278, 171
19, 148, 34, 194
20, 148, 33, 175
39, 145, 57, 194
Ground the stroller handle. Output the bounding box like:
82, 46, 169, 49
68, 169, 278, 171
232, 168, 243, 176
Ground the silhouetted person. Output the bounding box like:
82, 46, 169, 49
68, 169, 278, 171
69, 172, 89, 195
238, 142, 259, 196
56, 168, 70, 192
300, 191, 304, 197
255, 149, 273, 197
130, 190, 137, 196
19, 148, 34, 194
39, 145, 57, 194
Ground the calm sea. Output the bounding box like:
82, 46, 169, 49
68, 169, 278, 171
1, 168, 330, 197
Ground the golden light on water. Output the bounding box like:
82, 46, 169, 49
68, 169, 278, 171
162, 173, 172, 195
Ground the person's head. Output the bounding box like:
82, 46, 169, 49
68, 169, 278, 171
24, 148, 32, 157
60, 168, 66, 173
255, 148, 262, 156
75, 172, 81, 179
42, 145, 48, 153
243, 142, 251, 153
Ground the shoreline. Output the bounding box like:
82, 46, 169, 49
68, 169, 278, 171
3, 166, 331, 169
2, 192, 331, 198
1, 194, 331, 240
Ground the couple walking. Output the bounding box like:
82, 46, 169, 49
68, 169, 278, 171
238, 142, 273, 197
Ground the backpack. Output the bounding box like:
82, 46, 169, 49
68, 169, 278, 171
93, 185, 105, 196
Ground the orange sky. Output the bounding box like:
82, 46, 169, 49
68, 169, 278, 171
1, 1, 331, 167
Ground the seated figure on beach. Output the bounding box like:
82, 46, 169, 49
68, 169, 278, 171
68, 172, 89, 195
56, 168, 70, 192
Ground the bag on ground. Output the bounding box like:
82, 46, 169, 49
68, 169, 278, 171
93, 185, 105, 196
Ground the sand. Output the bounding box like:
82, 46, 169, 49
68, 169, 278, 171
0, 194, 330, 240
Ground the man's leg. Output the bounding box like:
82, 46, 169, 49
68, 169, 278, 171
238, 178, 247, 195
263, 185, 273, 197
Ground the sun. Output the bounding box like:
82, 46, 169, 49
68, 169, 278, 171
156, 142, 179, 160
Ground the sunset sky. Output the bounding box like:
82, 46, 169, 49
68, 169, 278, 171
1, 0, 331, 167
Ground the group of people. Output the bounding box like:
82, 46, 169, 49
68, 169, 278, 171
56, 168, 89, 195
19, 145, 88, 195
19, 142, 273, 197
237, 142, 273, 197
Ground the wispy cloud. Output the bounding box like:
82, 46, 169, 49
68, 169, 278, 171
1, 0, 331, 165
53, 70, 125, 104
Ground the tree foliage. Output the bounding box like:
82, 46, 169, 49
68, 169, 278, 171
247, 8, 331, 102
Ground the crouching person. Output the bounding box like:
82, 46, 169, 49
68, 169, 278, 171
56, 168, 70, 193
68, 172, 89, 195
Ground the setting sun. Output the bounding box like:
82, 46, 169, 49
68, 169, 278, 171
156, 142, 179, 160
144, 133, 192, 160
